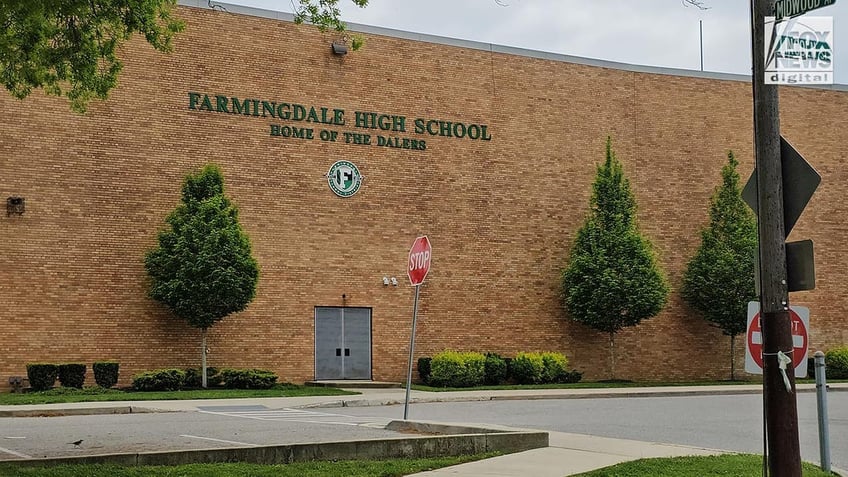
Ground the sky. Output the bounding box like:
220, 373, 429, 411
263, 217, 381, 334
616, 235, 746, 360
219, 0, 847, 84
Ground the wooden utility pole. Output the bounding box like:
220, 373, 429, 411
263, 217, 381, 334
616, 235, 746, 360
750, 0, 802, 475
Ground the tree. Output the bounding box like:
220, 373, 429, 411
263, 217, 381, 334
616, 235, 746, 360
145, 164, 259, 387
292, 0, 368, 49
1, 0, 184, 113
561, 137, 669, 380
681, 151, 757, 381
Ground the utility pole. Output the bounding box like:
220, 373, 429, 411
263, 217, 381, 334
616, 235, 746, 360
749, 0, 802, 475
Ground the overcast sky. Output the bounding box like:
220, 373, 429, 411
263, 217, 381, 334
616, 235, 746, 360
220, 0, 846, 83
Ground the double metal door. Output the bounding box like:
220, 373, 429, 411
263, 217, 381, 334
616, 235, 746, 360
314, 307, 372, 380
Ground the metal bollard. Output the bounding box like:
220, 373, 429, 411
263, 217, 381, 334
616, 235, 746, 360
814, 351, 831, 473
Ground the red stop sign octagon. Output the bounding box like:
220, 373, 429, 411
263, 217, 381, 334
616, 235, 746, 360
407, 236, 432, 286
747, 308, 808, 370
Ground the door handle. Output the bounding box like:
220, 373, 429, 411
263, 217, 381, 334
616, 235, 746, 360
345, 348, 350, 356
336, 348, 341, 356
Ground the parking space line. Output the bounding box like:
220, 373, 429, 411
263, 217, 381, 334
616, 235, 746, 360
0, 446, 32, 459
180, 434, 258, 447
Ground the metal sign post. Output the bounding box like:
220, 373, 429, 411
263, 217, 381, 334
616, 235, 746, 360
403, 284, 421, 420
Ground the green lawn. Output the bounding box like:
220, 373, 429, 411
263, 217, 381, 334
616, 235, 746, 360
572, 454, 836, 476
0, 454, 497, 477
0, 384, 356, 405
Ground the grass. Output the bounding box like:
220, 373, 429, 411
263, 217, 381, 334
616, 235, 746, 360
0, 384, 357, 405
0, 454, 498, 477
572, 454, 836, 476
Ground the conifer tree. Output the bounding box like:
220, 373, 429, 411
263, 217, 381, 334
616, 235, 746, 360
145, 164, 259, 387
682, 151, 757, 380
561, 138, 669, 379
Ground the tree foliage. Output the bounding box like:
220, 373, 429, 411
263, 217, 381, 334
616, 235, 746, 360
292, 0, 368, 49
682, 151, 757, 337
561, 138, 669, 336
0, 0, 184, 112
145, 164, 259, 330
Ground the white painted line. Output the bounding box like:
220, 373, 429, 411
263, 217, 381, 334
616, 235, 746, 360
180, 435, 258, 447
793, 335, 805, 347
0, 446, 32, 459
3, 437, 26, 439
751, 332, 763, 345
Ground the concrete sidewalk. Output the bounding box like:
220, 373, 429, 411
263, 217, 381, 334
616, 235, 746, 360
1, 383, 845, 476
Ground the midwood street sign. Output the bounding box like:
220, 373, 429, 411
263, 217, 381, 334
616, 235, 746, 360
187, 91, 493, 152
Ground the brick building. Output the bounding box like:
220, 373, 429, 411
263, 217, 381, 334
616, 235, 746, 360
1, 2, 846, 389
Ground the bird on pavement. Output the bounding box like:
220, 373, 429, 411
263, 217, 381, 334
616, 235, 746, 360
68, 440, 83, 447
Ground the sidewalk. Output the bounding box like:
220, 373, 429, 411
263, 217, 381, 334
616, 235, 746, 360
1, 383, 845, 476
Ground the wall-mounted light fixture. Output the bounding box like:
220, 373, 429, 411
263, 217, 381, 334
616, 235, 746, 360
390, 277, 398, 286
332, 42, 348, 56
382, 277, 390, 286
6, 197, 25, 216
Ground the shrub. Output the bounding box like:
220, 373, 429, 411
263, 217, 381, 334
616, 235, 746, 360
185, 367, 222, 388
540, 352, 568, 384
26, 363, 59, 391
510, 352, 544, 384
220, 368, 278, 389
429, 351, 486, 388
131, 369, 186, 392
417, 357, 432, 384
58, 363, 86, 388
93, 361, 120, 388
826, 346, 848, 379
484, 353, 508, 385
559, 369, 584, 384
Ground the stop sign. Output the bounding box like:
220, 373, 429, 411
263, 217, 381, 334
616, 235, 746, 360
407, 236, 432, 286
744, 301, 809, 377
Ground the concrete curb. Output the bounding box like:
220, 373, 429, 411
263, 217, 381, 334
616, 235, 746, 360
0, 406, 160, 418
2, 420, 548, 468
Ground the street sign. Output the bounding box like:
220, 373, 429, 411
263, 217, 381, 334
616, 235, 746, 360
745, 301, 810, 377
742, 136, 821, 238
753, 240, 816, 294
774, 0, 836, 21
407, 236, 432, 286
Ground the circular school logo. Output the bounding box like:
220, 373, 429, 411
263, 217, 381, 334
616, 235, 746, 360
327, 160, 362, 197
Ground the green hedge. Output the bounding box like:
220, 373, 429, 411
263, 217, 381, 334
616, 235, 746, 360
826, 346, 848, 379
131, 369, 186, 391
185, 367, 222, 388
510, 352, 544, 384
26, 363, 58, 391
58, 363, 86, 388
429, 351, 486, 388
541, 352, 568, 383
417, 357, 432, 384
220, 368, 278, 389
484, 353, 508, 385
93, 361, 120, 388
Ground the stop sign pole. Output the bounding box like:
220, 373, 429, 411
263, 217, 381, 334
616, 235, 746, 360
404, 236, 431, 420
751, 0, 802, 474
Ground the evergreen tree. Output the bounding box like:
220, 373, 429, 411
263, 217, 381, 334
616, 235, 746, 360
561, 137, 669, 379
682, 151, 757, 380
145, 164, 259, 387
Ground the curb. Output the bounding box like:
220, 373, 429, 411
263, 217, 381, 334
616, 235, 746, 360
0, 406, 159, 418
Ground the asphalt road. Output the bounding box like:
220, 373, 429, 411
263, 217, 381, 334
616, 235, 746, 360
341, 392, 848, 469
0, 405, 396, 460
0, 392, 844, 470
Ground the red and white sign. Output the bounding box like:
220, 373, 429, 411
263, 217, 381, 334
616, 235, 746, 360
744, 301, 809, 377
407, 236, 432, 286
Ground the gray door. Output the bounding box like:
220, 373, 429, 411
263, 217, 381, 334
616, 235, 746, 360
314, 307, 372, 380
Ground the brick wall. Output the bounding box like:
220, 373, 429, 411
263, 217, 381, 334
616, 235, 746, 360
1, 5, 846, 389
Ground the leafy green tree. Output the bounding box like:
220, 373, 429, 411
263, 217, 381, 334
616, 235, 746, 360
145, 164, 259, 387
292, 0, 369, 49
1, 0, 184, 112
561, 137, 669, 379
682, 151, 757, 381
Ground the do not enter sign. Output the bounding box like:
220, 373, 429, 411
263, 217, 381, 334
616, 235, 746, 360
408, 236, 432, 286
744, 301, 809, 377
